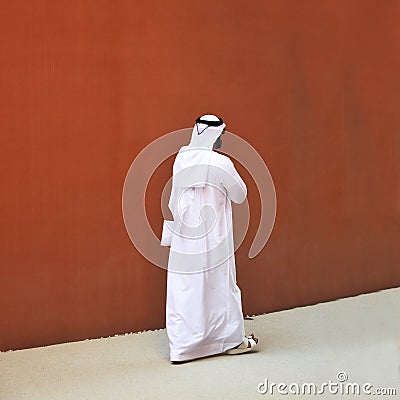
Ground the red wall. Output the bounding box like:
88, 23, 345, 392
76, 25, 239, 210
1, 1, 399, 350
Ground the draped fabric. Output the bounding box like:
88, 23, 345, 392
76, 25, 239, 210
162, 116, 247, 362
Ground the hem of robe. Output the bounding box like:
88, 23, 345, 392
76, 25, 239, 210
169, 338, 245, 362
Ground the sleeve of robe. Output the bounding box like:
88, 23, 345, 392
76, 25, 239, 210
218, 156, 247, 204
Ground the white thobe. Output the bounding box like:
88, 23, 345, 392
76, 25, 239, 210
163, 142, 247, 362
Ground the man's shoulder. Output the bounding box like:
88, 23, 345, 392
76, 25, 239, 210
177, 145, 189, 154
212, 151, 234, 166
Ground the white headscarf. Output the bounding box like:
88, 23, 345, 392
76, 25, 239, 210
166, 114, 229, 246
188, 114, 226, 149
171, 114, 226, 192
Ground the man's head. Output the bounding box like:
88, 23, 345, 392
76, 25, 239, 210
189, 114, 226, 150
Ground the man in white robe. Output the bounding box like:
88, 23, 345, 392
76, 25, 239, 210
161, 114, 259, 363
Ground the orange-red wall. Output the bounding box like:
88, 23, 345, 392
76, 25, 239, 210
1, 1, 399, 351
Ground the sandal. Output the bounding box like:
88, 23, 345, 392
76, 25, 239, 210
225, 333, 259, 355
